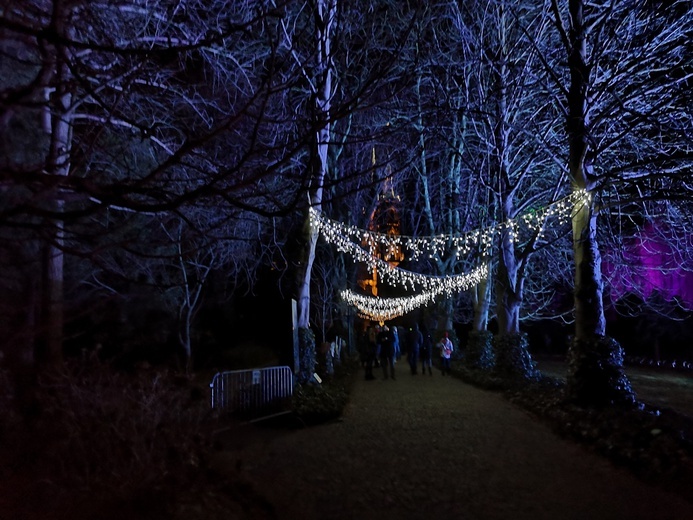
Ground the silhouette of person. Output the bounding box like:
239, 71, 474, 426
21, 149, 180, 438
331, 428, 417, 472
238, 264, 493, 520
378, 325, 396, 380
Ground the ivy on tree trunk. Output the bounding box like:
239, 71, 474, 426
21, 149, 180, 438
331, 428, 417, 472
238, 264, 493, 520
465, 330, 495, 371
493, 333, 539, 380
298, 327, 317, 384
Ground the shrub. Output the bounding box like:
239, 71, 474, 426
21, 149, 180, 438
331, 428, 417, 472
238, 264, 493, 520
297, 327, 316, 384
465, 330, 495, 370
8, 360, 212, 494
566, 335, 637, 407
292, 382, 348, 425
493, 332, 540, 380
292, 356, 357, 425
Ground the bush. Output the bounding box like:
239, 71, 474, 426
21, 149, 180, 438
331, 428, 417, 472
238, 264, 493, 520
493, 332, 540, 380
566, 335, 636, 407
297, 327, 316, 384
465, 330, 495, 370
5, 360, 212, 494
292, 382, 348, 425
292, 356, 358, 425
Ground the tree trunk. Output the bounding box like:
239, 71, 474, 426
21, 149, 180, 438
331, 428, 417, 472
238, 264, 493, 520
180, 304, 193, 374
296, 0, 336, 383
38, 10, 74, 368
493, 226, 537, 379
298, 219, 321, 330
490, 34, 524, 338
495, 228, 522, 336
471, 268, 491, 332
572, 202, 605, 339
466, 255, 493, 375
566, 0, 604, 341
40, 238, 64, 367
564, 0, 635, 406
436, 298, 454, 334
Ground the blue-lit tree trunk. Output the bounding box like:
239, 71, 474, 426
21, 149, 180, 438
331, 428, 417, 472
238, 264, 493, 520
296, 0, 336, 383
471, 266, 492, 332
493, 162, 536, 381
482, 2, 543, 380
39, 3, 74, 369
413, 66, 467, 337
466, 266, 495, 369
562, 0, 635, 406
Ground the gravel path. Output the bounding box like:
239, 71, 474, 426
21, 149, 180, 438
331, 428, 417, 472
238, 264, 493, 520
213, 367, 693, 520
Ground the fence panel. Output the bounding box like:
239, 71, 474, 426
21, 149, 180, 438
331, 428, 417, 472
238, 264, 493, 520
209, 366, 294, 421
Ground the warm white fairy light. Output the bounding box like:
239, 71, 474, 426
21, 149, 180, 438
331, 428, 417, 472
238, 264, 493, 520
311, 209, 489, 293
311, 189, 591, 260
341, 289, 434, 322
341, 263, 489, 321
312, 189, 590, 321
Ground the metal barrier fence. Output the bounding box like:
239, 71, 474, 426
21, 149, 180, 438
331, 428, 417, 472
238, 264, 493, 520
209, 366, 294, 421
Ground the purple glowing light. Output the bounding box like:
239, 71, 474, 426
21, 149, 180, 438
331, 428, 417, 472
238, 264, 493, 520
604, 221, 693, 309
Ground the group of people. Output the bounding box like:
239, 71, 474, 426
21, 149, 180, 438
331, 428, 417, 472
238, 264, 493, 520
361, 323, 454, 381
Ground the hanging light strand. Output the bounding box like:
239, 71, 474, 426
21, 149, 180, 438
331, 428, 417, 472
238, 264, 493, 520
312, 190, 590, 321
311, 189, 591, 261
341, 263, 489, 321
311, 210, 489, 293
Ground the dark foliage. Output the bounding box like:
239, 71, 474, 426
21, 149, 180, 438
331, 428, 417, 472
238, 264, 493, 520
0, 360, 213, 495
567, 336, 637, 407
493, 332, 540, 380
292, 383, 349, 425
464, 330, 495, 370
298, 327, 317, 385
292, 356, 358, 425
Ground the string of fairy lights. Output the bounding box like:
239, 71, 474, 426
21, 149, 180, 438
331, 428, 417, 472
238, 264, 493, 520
310, 207, 489, 293
311, 189, 590, 260
340, 263, 489, 322
311, 189, 591, 321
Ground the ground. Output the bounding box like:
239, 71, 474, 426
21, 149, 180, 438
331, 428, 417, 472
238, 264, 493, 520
537, 359, 693, 417
210, 364, 693, 520
3, 360, 692, 519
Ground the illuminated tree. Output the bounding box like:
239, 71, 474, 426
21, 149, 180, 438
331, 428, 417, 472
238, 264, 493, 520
451, 0, 564, 377
287, 0, 420, 380
549, 0, 693, 405
0, 0, 314, 373
291, 0, 337, 382
395, 0, 566, 373
387, 0, 482, 338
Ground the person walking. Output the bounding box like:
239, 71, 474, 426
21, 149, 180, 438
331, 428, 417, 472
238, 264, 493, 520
392, 326, 401, 361
377, 325, 396, 380
364, 324, 378, 380
407, 323, 423, 375
439, 331, 453, 376
372, 324, 381, 368
420, 324, 434, 376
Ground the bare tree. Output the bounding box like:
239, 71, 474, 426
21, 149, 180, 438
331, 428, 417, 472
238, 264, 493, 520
290, 0, 337, 382
161, 217, 261, 373
549, 0, 693, 405
400, 0, 564, 373
0, 0, 314, 372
